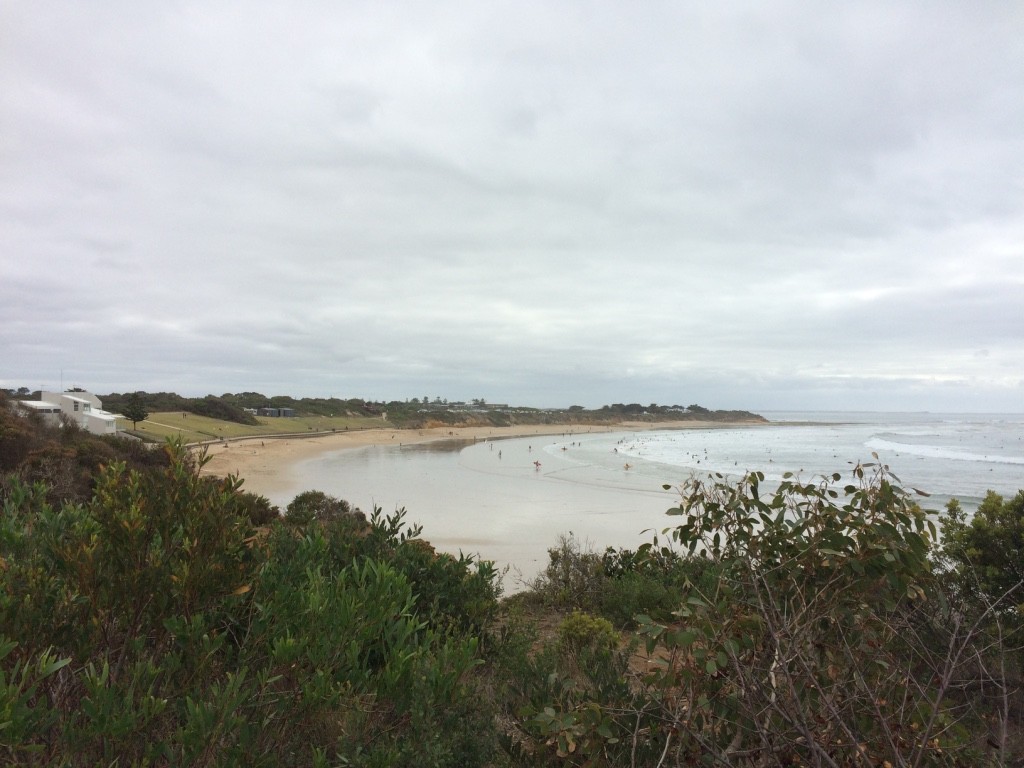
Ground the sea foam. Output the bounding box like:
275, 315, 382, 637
864, 438, 1024, 465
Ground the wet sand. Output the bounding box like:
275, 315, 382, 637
201, 421, 720, 497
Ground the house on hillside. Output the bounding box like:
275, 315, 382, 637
17, 400, 62, 425
17, 391, 119, 435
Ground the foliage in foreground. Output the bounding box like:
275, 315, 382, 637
2, 421, 1022, 767
500, 465, 1024, 767
0, 441, 499, 767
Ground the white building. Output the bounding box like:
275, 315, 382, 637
17, 400, 62, 422
21, 391, 120, 435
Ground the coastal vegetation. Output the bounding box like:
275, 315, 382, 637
4, 386, 764, 443
90, 390, 765, 436
2, 390, 1022, 765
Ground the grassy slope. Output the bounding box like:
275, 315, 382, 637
120, 411, 388, 443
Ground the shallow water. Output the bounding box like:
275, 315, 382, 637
275, 431, 677, 588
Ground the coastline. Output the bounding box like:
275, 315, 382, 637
201, 420, 762, 500
182, 413, 1023, 588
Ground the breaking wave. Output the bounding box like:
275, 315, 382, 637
865, 438, 1024, 466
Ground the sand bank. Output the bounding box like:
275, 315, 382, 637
200, 420, 752, 499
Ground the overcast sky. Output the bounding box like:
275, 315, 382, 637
2, 2, 1022, 412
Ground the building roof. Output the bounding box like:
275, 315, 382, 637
18, 400, 60, 412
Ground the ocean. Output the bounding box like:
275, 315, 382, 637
609, 411, 1024, 511
279, 412, 1024, 587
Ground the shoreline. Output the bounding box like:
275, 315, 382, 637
194, 414, 1023, 586
201, 420, 765, 499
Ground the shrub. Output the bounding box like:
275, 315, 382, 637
528, 533, 606, 611
0, 402, 34, 472
511, 464, 1022, 766
597, 571, 679, 627
940, 489, 1024, 608
557, 611, 617, 653
504, 613, 637, 766
232, 489, 280, 526
311, 507, 501, 635
284, 489, 364, 526
627, 464, 1008, 765
0, 438, 500, 766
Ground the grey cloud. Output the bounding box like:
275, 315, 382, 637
2, 1, 1022, 412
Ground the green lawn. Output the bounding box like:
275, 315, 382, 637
119, 412, 389, 444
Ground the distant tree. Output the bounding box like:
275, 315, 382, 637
220, 391, 271, 410
189, 395, 259, 425
122, 393, 149, 429
99, 391, 190, 415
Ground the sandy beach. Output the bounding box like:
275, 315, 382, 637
194, 412, 1023, 589
200, 420, 747, 499
200, 419, 759, 585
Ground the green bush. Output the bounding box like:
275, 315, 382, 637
557, 611, 617, 653
940, 489, 1024, 608
0, 438, 500, 766
310, 506, 500, 635
496, 612, 638, 766
597, 571, 679, 626
232, 489, 280, 526
284, 489, 362, 526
